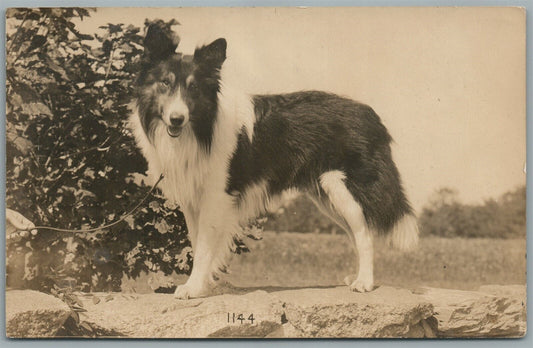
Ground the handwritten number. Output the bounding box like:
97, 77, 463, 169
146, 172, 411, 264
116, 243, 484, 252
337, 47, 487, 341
227, 313, 255, 324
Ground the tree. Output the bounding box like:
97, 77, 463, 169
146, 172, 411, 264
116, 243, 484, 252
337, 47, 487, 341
419, 186, 526, 239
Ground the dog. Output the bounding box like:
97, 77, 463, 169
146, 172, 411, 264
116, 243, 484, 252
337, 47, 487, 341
130, 20, 419, 299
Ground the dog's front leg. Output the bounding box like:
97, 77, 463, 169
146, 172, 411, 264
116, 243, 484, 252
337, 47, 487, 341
182, 205, 199, 253
174, 194, 238, 299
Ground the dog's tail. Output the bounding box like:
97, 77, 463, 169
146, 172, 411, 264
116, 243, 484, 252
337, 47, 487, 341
387, 213, 419, 251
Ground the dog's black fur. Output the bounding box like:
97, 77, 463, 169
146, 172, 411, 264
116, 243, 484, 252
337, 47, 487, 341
227, 92, 412, 233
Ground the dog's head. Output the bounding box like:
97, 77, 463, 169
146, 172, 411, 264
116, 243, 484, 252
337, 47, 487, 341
136, 19, 226, 145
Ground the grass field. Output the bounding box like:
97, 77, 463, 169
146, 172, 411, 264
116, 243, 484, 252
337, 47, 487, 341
224, 231, 526, 291
123, 231, 526, 293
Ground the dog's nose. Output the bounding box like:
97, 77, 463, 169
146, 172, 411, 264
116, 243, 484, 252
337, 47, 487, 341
169, 113, 186, 127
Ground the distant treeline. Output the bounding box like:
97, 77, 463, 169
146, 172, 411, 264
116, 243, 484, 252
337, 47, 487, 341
265, 186, 526, 238
418, 186, 525, 238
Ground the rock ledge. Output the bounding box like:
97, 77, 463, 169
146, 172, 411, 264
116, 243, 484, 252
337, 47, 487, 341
6, 290, 72, 338
5, 285, 526, 338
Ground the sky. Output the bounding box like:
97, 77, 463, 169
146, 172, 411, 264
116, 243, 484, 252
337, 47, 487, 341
74, 7, 526, 212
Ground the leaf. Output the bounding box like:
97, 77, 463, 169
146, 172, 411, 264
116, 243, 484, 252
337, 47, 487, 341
44, 56, 68, 80
71, 305, 87, 312
104, 294, 114, 302
102, 99, 114, 109
80, 321, 94, 333
70, 311, 80, 324
6, 128, 32, 155
111, 60, 125, 70
28, 35, 47, 51
70, 293, 84, 308
92, 296, 100, 304
74, 8, 91, 20
154, 219, 170, 234
107, 23, 123, 34
75, 189, 97, 200
148, 201, 160, 212
120, 43, 133, 53
74, 31, 94, 40
21, 102, 52, 117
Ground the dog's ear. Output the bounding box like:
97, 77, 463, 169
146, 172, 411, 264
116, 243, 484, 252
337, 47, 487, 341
194, 38, 227, 69
143, 19, 180, 61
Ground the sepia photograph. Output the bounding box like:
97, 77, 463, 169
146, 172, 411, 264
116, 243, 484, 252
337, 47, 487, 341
4, 6, 526, 338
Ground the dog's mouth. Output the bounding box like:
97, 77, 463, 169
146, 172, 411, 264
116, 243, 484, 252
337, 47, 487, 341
167, 125, 182, 138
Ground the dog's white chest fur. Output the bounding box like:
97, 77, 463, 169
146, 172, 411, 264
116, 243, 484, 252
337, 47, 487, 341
151, 125, 210, 207
130, 81, 255, 211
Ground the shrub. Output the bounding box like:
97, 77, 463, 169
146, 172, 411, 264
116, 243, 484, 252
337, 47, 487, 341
419, 186, 526, 238
266, 186, 526, 239
264, 195, 342, 234
6, 9, 191, 292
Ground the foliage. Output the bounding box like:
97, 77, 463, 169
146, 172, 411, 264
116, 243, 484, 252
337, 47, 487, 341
6, 8, 191, 292
266, 186, 526, 239
418, 186, 526, 238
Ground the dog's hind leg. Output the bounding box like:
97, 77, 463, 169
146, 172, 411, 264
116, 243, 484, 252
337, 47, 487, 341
174, 193, 238, 299
306, 193, 352, 242
319, 170, 375, 292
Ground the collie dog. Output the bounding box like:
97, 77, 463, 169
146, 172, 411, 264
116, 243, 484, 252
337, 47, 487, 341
130, 21, 419, 299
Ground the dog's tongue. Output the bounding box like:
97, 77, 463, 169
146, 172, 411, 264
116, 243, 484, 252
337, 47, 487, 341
167, 125, 182, 137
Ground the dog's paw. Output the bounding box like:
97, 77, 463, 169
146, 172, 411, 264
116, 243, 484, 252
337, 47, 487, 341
348, 275, 374, 293
173, 283, 209, 300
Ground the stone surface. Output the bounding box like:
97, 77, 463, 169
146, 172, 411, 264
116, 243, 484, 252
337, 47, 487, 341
6, 290, 72, 338
275, 286, 435, 338
417, 286, 527, 338
6, 285, 526, 338
77, 290, 284, 338
75, 285, 434, 338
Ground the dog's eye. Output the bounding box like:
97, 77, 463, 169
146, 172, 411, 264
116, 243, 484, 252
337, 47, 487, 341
188, 81, 198, 92
160, 79, 171, 88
